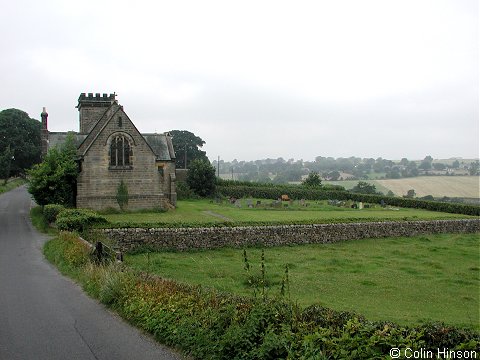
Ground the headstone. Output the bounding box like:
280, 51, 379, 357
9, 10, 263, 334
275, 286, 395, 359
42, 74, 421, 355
235, 199, 241, 208
247, 199, 253, 208
300, 199, 306, 207
358, 202, 363, 209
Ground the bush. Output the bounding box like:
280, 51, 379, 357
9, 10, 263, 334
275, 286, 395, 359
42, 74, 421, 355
176, 181, 200, 200
56, 208, 108, 232
43, 204, 65, 223
187, 159, 216, 197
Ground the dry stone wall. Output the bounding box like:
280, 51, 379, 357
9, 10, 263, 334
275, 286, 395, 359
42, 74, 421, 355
102, 219, 480, 253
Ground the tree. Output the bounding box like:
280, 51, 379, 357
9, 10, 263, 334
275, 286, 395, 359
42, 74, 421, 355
302, 172, 322, 187
170, 130, 208, 169
324, 170, 340, 181
350, 181, 378, 194
0, 145, 13, 185
469, 160, 479, 176
27, 133, 78, 207
432, 163, 446, 171
405, 189, 416, 198
419, 155, 433, 170
186, 159, 216, 197
0, 108, 41, 177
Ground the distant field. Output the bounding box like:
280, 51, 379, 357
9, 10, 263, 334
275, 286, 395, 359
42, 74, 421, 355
325, 176, 480, 198
376, 176, 480, 198
125, 233, 480, 328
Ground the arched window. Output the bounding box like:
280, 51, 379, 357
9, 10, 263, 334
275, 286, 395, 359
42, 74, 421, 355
110, 135, 132, 167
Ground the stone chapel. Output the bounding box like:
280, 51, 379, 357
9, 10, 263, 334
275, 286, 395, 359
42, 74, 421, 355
41, 92, 177, 210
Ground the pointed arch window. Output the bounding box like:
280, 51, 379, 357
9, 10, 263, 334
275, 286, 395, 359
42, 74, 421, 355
110, 135, 132, 167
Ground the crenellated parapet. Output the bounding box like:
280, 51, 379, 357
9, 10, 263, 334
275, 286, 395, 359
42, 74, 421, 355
77, 92, 117, 134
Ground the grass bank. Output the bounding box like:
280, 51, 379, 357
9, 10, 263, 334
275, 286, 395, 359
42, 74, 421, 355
125, 233, 480, 329
0, 178, 26, 195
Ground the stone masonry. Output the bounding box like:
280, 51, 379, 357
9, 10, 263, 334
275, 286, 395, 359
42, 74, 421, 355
101, 219, 480, 253
43, 93, 177, 210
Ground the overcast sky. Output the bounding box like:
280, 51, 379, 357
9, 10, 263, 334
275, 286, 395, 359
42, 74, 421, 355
0, 0, 478, 161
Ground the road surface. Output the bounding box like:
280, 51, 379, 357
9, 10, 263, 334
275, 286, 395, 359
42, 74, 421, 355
0, 186, 183, 360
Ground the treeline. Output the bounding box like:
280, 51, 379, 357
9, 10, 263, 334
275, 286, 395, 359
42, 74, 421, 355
0, 109, 41, 182
213, 156, 479, 183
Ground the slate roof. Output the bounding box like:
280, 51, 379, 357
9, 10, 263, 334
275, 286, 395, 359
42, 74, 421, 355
143, 133, 176, 161
48, 132, 88, 149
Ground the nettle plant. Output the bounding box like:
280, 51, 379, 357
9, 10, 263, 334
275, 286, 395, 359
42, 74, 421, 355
243, 249, 291, 301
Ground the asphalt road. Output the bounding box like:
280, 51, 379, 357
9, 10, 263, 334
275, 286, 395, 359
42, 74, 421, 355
0, 186, 183, 360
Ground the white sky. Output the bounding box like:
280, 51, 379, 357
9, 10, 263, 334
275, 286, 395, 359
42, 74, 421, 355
0, 0, 478, 161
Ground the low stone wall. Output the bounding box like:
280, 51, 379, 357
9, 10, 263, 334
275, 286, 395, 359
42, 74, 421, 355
102, 219, 480, 253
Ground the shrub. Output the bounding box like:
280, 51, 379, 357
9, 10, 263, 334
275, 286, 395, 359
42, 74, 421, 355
116, 179, 129, 211
56, 208, 108, 232
43, 204, 65, 223
187, 159, 216, 197
176, 181, 200, 200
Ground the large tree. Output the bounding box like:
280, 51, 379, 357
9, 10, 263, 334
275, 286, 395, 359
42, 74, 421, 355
0, 108, 41, 177
27, 134, 78, 207
170, 130, 208, 169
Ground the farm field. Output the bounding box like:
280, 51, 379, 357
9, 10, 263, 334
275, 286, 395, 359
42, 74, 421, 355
103, 198, 473, 226
125, 233, 480, 329
326, 176, 479, 198
375, 176, 480, 198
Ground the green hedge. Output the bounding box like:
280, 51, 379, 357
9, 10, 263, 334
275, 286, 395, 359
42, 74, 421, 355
217, 185, 480, 216
45, 232, 480, 359
56, 208, 108, 232
43, 204, 65, 223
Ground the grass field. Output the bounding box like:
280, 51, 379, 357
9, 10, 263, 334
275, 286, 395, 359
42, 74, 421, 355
103, 198, 473, 225
125, 233, 480, 329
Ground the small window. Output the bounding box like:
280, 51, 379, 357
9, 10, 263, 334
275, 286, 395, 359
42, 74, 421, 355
118, 116, 123, 127
110, 135, 132, 167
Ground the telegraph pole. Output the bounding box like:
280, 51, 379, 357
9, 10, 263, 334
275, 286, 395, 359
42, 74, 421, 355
217, 156, 220, 178
184, 144, 187, 169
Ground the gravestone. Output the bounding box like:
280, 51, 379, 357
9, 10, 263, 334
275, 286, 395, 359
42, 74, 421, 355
235, 199, 241, 208
247, 199, 253, 208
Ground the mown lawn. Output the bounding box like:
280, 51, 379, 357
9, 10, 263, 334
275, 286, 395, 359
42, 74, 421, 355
125, 233, 480, 329
104, 198, 472, 226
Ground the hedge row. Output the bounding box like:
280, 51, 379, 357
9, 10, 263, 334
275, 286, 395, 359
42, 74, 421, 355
45, 232, 480, 360
216, 185, 480, 216
56, 208, 108, 232
217, 178, 345, 191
